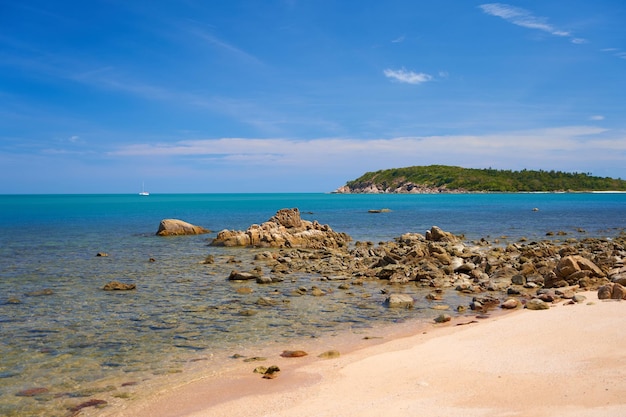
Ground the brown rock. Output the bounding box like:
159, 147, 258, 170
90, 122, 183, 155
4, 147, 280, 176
156, 219, 210, 236
262, 365, 281, 379
68, 399, 108, 413
16, 387, 49, 397
425, 226, 458, 243
102, 281, 136, 291
280, 350, 308, 358
598, 284, 613, 299
501, 298, 520, 309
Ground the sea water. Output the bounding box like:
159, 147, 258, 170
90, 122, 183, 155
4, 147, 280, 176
0, 193, 625, 416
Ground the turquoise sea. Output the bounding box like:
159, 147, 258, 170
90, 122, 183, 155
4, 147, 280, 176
1, 193, 625, 416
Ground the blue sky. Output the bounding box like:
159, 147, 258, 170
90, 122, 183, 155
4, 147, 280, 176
1, 0, 625, 193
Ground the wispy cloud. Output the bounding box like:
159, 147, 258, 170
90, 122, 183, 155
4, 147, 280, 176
383, 68, 433, 85
187, 27, 263, 65
108, 126, 623, 171
590, 115, 605, 121
479, 3, 586, 44
391, 35, 405, 43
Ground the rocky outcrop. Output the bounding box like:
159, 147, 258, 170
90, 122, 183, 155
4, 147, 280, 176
334, 182, 459, 194
156, 219, 210, 236
210, 208, 351, 249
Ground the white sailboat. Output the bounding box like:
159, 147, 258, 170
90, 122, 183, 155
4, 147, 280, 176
139, 182, 149, 196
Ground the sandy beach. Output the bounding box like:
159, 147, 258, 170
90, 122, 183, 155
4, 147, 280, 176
103, 291, 625, 417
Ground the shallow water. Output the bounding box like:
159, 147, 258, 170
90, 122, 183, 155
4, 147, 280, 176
1, 193, 625, 416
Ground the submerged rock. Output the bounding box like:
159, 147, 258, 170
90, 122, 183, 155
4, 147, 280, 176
384, 294, 414, 308
103, 281, 136, 291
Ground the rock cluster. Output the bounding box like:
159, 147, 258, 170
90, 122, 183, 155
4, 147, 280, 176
217, 209, 626, 310
210, 208, 351, 249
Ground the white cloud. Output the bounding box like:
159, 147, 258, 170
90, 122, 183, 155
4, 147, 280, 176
109, 126, 623, 171
391, 35, 405, 43
383, 68, 433, 85
590, 115, 605, 121
479, 3, 584, 43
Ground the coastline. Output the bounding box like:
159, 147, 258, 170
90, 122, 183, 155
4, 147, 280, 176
101, 292, 626, 417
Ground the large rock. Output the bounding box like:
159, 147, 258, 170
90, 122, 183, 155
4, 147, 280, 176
156, 219, 210, 236
547, 255, 606, 287
425, 226, 459, 243
210, 208, 351, 249
597, 283, 626, 300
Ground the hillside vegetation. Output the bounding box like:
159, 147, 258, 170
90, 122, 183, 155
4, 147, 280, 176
340, 165, 626, 193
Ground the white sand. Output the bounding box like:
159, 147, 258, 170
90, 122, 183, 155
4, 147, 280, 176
106, 293, 625, 417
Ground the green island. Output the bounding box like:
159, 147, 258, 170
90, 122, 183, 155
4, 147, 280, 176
335, 165, 626, 193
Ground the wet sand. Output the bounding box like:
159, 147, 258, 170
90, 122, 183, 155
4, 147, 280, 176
103, 292, 625, 417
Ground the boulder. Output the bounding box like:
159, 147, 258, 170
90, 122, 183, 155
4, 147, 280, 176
156, 219, 210, 236
210, 208, 351, 249
425, 226, 459, 243
553, 255, 605, 286
597, 283, 626, 300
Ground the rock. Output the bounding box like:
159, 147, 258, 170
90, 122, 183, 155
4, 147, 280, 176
7, 297, 21, 304
271, 208, 303, 228
25, 289, 54, 296
238, 309, 257, 316
103, 281, 136, 291
425, 226, 458, 243
598, 284, 612, 299
256, 297, 278, 306
228, 270, 258, 281
156, 219, 210, 236
96, 252, 109, 257
280, 350, 308, 358
16, 387, 49, 397
68, 399, 108, 413
310, 287, 326, 296
253, 366, 268, 374
598, 283, 626, 300
243, 356, 267, 362
572, 294, 587, 303
434, 314, 452, 323
384, 294, 414, 308
211, 208, 351, 249
526, 298, 550, 310
255, 276, 273, 284
262, 365, 280, 379
501, 298, 520, 309
318, 350, 341, 359
554, 255, 605, 286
